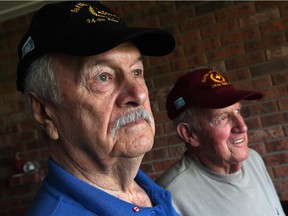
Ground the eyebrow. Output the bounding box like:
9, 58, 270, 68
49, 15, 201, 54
83, 55, 144, 80
210, 104, 242, 116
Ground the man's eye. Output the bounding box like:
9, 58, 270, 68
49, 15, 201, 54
235, 108, 241, 114
133, 70, 143, 77
96, 73, 111, 82
213, 114, 229, 126
219, 115, 227, 121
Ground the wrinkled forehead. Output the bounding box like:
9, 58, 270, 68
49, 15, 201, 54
51, 42, 142, 82
206, 102, 242, 117
84, 42, 141, 63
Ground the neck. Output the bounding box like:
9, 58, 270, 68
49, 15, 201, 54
50, 143, 152, 207
202, 161, 243, 174
187, 149, 243, 175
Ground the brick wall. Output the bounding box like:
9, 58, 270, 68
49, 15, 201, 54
0, 1, 287, 215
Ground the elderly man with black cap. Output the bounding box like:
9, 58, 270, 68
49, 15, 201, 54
156, 68, 285, 216
17, 1, 179, 216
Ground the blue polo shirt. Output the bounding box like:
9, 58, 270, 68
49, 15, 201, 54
26, 159, 179, 216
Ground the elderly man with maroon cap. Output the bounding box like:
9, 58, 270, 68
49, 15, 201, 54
156, 68, 285, 216
17, 1, 179, 216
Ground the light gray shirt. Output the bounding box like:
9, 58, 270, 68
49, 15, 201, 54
156, 149, 285, 216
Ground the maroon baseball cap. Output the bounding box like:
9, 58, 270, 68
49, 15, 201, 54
166, 68, 263, 119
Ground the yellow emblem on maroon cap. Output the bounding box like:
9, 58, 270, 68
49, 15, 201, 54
202, 69, 230, 88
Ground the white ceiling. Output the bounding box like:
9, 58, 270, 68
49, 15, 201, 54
0, 1, 50, 22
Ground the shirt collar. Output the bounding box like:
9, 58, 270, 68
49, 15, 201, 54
46, 158, 175, 215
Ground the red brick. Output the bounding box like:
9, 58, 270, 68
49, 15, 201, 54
160, 5, 196, 26
279, 98, 288, 110
267, 45, 288, 60
248, 127, 284, 143
0, 197, 20, 209
245, 33, 286, 53
221, 26, 261, 45
271, 70, 288, 85
262, 152, 288, 166
163, 121, 175, 134
155, 124, 164, 136
250, 59, 288, 77
152, 76, 170, 90
149, 51, 176, 65
243, 101, 278, 117
239, 8, 279, 27
185, 37, 221, 54
245, 117, 262, 130
178, 14, 215, 33
153, 158, 179, 173
0, 209, 8, 216
10, 207, 27, 216
154, 134, 181, 148
140, 162, 154, 173
206, 44, 245, 62
215, 2, 255, 21
201, 19, 239, 39
263, 85, 288, 99
226, 51, 266, 70
255, 1, 285, 10
252, 75, 272, 89
146, 64, 171, 78
249, 143, 266, 154
285, 126, 288, 136
280, 4, 288, 16
273, 165, 288, 178
186, 55, 206, 67
169, 59, 191, 73
266, 139, 288, 153
154, 111, 169, 125
8, 174, 23, 188
168, 145, 186, 158
260, 17, 288, 35
22, 171, 45, 185
262, 112, 288, 127
225, 68, 250, 82
143, 148, 169, 162
177, 31, 201, 46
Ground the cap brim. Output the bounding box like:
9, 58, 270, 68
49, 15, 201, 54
198, 90, 263, 109
47, 26, 175, 57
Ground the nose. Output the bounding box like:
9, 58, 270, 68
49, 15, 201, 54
116, 75, 148, 108
231, 114, 248, 133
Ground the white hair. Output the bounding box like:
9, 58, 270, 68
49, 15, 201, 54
24, 54, 62, 104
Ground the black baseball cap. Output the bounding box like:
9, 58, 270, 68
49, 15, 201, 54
166, 68, 263, 119
17, 1, 175, 93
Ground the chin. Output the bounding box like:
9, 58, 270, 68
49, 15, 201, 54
136, 137, 154, 152
234, 152, 249, 163
229, 146, 249, 163
115, 136, 154, 159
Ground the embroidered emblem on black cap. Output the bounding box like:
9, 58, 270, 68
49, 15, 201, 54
202, 69, 230, 88
71, 2, 120, 24
174, 97, 185, 110
21, 36, 35, 59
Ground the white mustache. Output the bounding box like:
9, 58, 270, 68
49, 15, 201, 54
112, 108, 153, 135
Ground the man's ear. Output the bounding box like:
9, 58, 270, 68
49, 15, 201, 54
28, 92, 59, 140
176, 122, 199, 147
